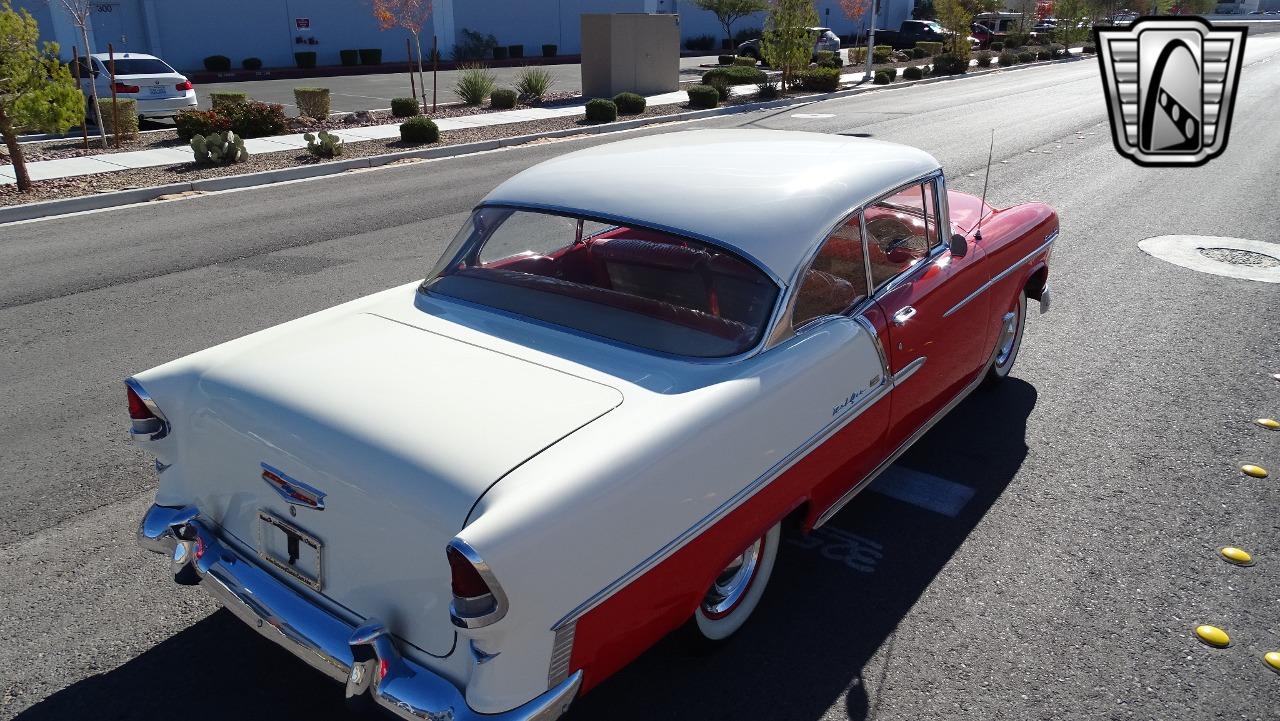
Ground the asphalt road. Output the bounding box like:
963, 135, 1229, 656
193, 54, 723, 114
2, 38, 1278, 721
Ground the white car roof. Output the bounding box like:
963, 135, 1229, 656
481, 129, 941, 285
89, 52, 163, 61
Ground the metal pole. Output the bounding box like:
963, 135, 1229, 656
407, 37, 417, 102
108, 43, 121, 149
432, 35, 438, 113
864, 0, 877, 80
71, 45, 90, 150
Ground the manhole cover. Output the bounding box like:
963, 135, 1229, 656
1197, 247, 1280, 268
1138, 235, 1280, 283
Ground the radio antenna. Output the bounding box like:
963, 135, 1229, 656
975, 129, 995, 241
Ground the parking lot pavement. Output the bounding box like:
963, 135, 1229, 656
193, 55, 723, 114
2, 38, 1279, 721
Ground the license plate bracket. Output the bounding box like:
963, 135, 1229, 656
148, 85, 166, 95
256, 511, 323, 591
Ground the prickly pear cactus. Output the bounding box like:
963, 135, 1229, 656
304, 130, 343, 159
190, 131, 248, 164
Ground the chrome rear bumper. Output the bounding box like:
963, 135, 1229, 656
138, 504, 581, 721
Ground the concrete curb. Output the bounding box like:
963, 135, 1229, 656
0, 55, 1087, 225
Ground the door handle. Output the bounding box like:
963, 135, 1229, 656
893, 306, 917, 326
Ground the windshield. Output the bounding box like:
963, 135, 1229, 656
108, 58, 174, 75
424, 207, 780, 358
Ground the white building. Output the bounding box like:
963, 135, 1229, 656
18, 0, 915, 73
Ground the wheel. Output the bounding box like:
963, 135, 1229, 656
689, 522, 781, 643
985, 291, 1026, 384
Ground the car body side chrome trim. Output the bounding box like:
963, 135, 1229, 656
943, 231, 1057, 319
892, 356, 926, 385
814, 364, 986, 528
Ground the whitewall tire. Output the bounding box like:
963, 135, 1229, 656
690, 522, 781, 642
985, 291, 1027, 384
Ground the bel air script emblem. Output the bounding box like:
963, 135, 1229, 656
261, 463, 326, 511
1094, 16, 1246, 167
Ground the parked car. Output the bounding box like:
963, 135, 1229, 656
76, 52, 196, 121
737, 26, 841, 60
875, 20, 977, 50
132, 129, 1057, 721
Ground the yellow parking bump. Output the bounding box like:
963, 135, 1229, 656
1195, 625, 1231, 648
1241, 464, 1270, 479
1254, 418, 1280, 430
1265, 652, 1280, 673
1218, 546, 1255, 566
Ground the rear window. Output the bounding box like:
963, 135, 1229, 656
109, 58, 174, 75
424, 208, 780, 357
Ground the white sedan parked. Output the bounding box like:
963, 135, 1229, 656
77, 52, 197, 121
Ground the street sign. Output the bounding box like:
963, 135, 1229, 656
295, 18, 310, 29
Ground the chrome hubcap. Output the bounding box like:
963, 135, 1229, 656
994, 310, 1019, 367
701, 537, 763, 618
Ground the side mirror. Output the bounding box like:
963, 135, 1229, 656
949, 233, 968, 258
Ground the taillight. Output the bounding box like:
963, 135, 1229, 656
447, 541, 508, 628
113, 81, 140, 94
125, 378, 168, 440
175, 79, 192, 91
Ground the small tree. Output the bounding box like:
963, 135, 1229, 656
1050, 0, 1087, 49
1, 0, 82, 191
54, 0, 107, 148
761, 0, 819, 91
837, 0, 871, 37
371, 0, 432, 113
693, 0, 770, 49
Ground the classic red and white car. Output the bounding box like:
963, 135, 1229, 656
131, 130, 1057, 720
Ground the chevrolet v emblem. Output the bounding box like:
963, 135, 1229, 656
261, 463, 326, 510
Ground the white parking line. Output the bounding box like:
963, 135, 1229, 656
869, 465, 975, 518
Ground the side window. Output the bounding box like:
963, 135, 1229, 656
792, 213, 870, 328
864, 179, 941, 288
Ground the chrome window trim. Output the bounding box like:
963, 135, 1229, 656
942, 230, 1058, 318
867, 173, 950, 300
448, 538, 512, 629
550, 321, 893, 633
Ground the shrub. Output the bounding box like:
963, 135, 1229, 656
922, 64, 932, 75
340, 49, 359, 66
915, 41, 943, 57
454, 63, 496, 105
584, 98, 617, 122
849, 47, 866, 64
242, 57, 263, 70
998, 51, 1016, 66
508, 44, 523, 58
492, 46, 509, 60
903, 65, 924, 80
733, 55, 758, 67
175, 109, 230, 140
873, 70, 892, 85
190, 131, 247, 164
684, 34, 716, 51
1018, 51, 1036, 63
209, 91, 247, 111
932, 52, 968, 75
686, 84, 719, 108
1048, 43, 1065, 58
975, 50, 994, 68
797, 67, 840, 92
873, 45, 892, 63
95, 99, 138, 138
202, 55, 231, 72
1036, 48, 1051, 60
294, 51, 317, 68
718, 54, 736, 65
515, 66, 555, 102
390, 97, 420, 117
990, 41, 1004, 51
612, 92, 646, 114
399, 116, 439, 144
490, 87, 517, 109
304, 130, 343, 158
542, 44, 557, 57
359, 48, 382, 65
225, 100, 287, 137
911, 47, 927, 59
756, 81, 780, 99
702, 65, 766, 85
706, 76, 733, 101
293, 87, 330, 119
1004, 33, 1029, 49
1082, 44, 1097, 54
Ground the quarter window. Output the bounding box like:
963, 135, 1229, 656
864, 179, 941, 288
792, 213, 871, 328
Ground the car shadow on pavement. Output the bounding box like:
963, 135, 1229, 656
13, 379, 1035, 721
